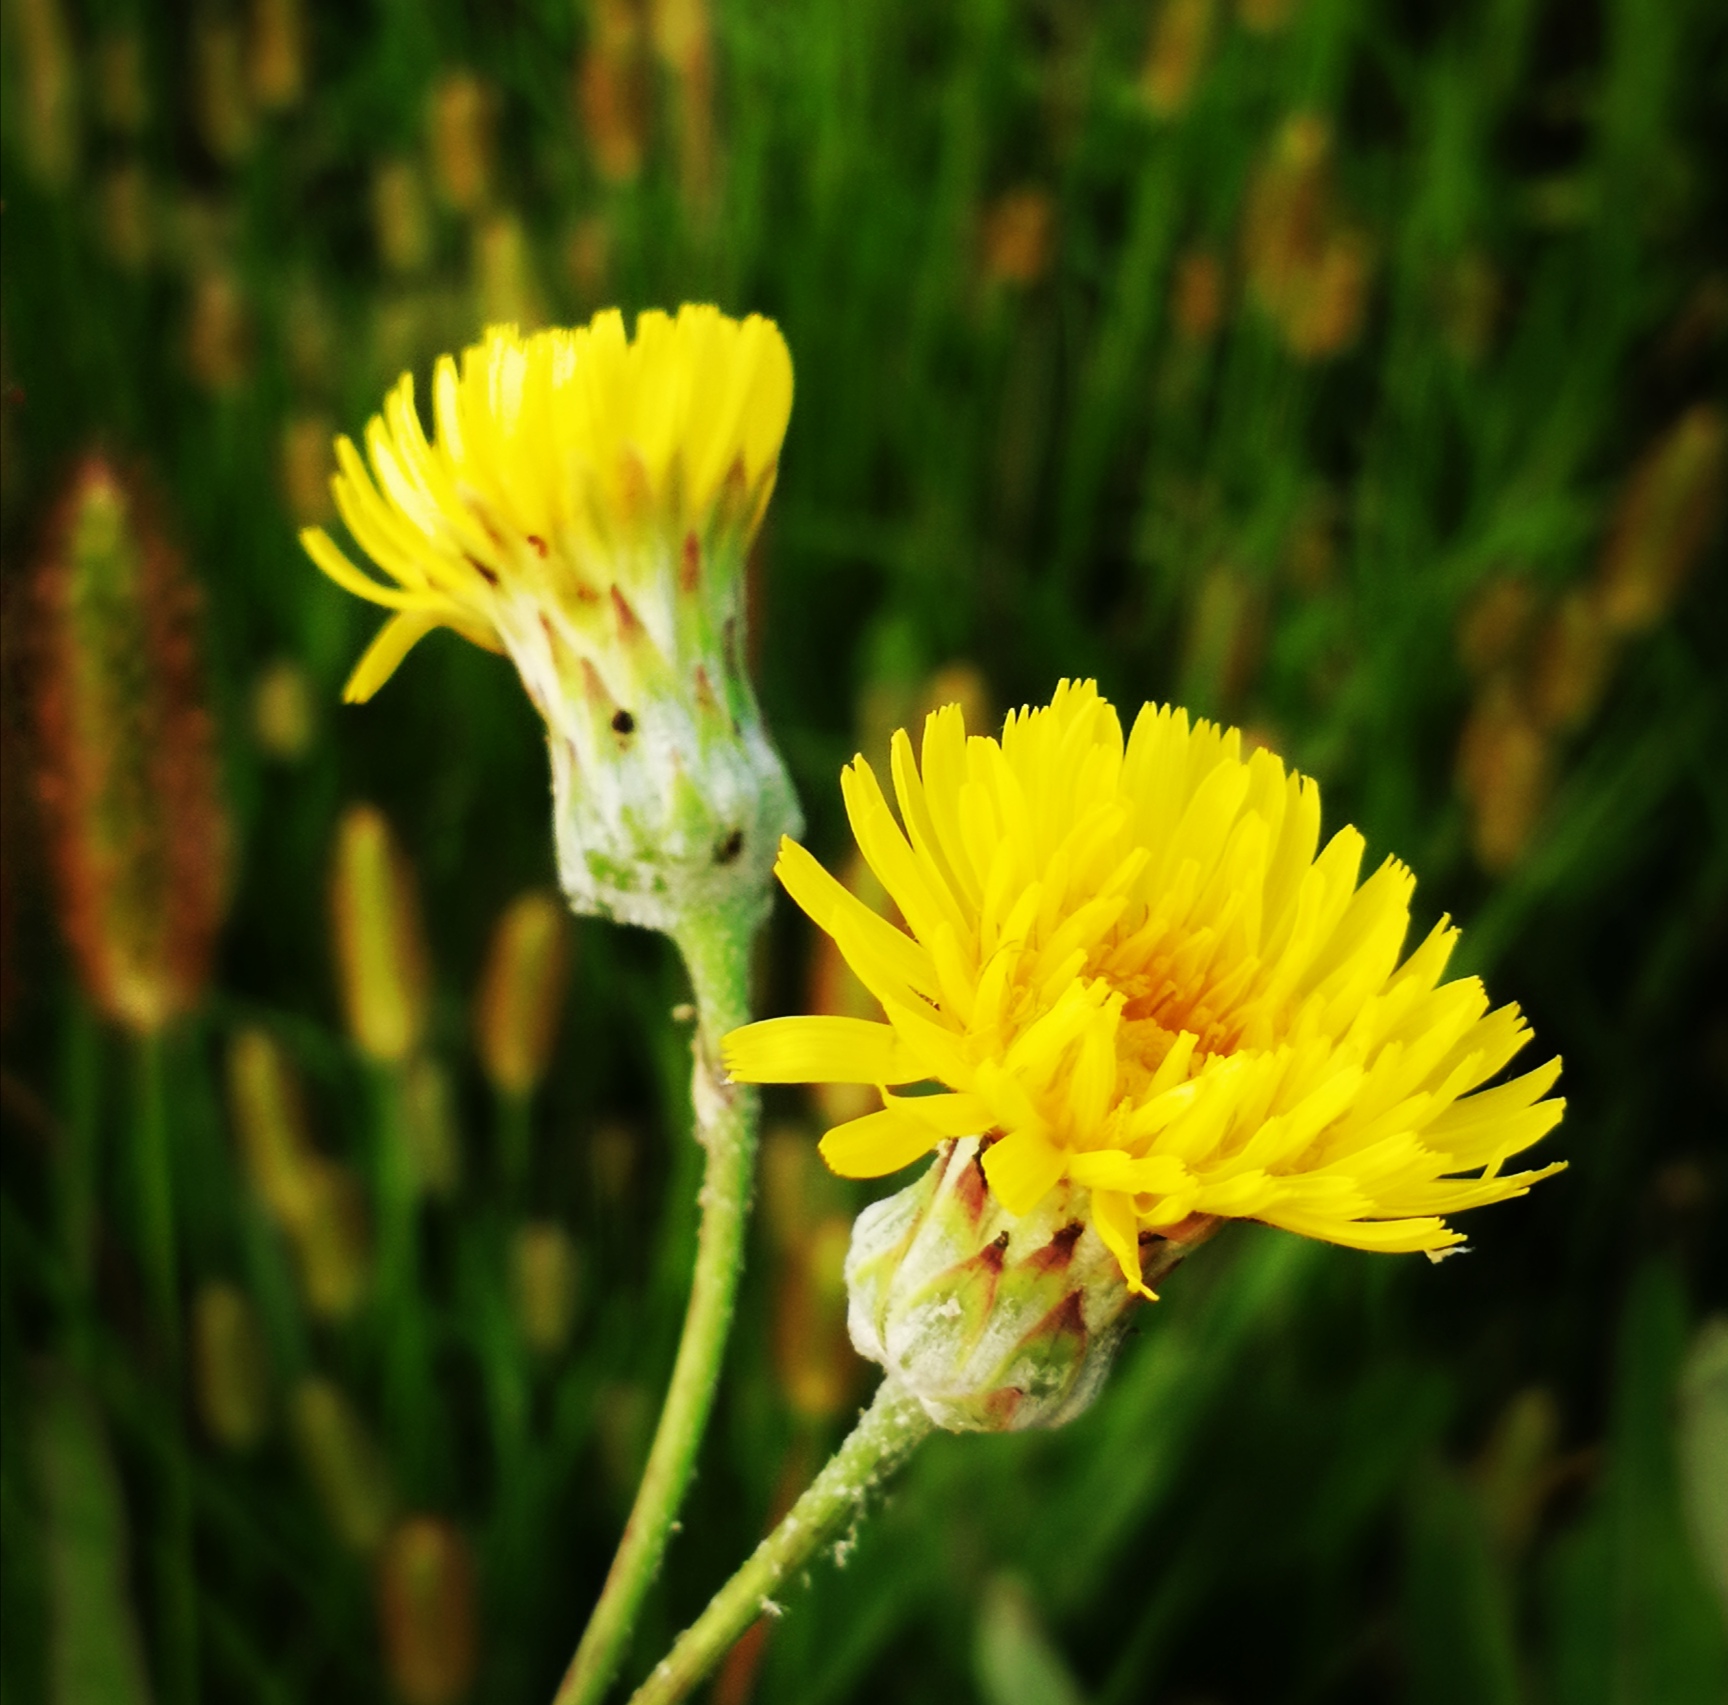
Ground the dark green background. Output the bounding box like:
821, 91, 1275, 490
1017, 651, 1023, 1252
2, 0, 1724, 1701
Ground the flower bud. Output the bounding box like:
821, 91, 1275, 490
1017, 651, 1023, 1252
846, 1137, 1213, 1432
589, 1119, 636, 1209
193, 16, 253, 163
32, 457, 229, 1033
249, 0, 305, 112
251, 656, 317, 760
229, 1025, 319, 1223
283, 279, 337, 390
290, 1158, 371, 1319
474, 210, 544, 331
228, 1028, 370, 1318
980, 189, 1054, 289
512, 1220, 581, 1354
1139, 0, 1215, 120
1456, 576, 1537, 679
1526, 589, 1616, 734
291, 1377, 395, 1554
1456, 679, 1552, 873
402, 1056, 462, 1198
1242, 113, 1373, 360
1171, 247, 1225, 345
1181, 562, 1265, 710
1595, 405, 1725, 635
280, 412, 336, 526
566, 213, 612, 307
578, 0, 648, 185
95, 30, 149, 136
595, 1381, 652, 1500
97, 162, 154, 273
373, 158, 433, 277
652, 0, 715, 221
1238, 0, 1296, 29
330, 805, 431, 1064
10, 0, 78, 188
377, 1516, 479, 1705
427, 70, 494, 212
192, 1281, 271, 1450
186, 267, 251, 390
475, 890, 571, 1099
774, 1214, 861, 1423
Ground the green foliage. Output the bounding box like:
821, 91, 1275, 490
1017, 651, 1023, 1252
1, 0, 1724, 1702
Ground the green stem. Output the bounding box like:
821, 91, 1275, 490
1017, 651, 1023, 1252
552, 909, 760, 1705
135, 1028, 198, 1705
627, 1379, 934, 1705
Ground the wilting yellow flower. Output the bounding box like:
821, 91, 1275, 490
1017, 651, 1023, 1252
726, 681, 1564, 1297
303, 305, 799, 930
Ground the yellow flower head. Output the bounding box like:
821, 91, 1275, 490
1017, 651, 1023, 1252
725, 680, 1565, 1297
301, 304, 792, 703
300, 305, 800, 932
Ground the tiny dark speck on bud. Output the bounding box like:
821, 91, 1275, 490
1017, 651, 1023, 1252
612, 709, 635, 736
715, 828, 744, 864
526, 533, 549, 557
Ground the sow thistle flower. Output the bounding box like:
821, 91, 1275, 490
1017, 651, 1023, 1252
725, 680, 1565, 1428
300, 304, 800, 933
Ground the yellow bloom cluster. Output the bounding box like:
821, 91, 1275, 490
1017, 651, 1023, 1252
301, 305, 792, 703
725, 681, 1565, 1295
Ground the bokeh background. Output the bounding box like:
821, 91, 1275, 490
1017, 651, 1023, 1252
2, 1, 1725, 1702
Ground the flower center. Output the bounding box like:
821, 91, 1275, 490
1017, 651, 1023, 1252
1092, 919, 1271, 1089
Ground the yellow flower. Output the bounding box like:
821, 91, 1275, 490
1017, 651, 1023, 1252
300, 304, 791, 704
300, 305, 800, 932
725, 680, 1565, 1297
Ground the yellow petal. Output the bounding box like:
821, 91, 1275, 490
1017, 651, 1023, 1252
880, 1089, 993, 1136
302, 527, 429, 610
343, 611, 442, 703
1091, 1188, 1154, 1298
1067, 1150, 1191, 1195
721, 1016, 925, 1085
980, 1125, 1066, 1215
1259, 1208, 1459, 1252
818, 1109, 939, 1178
774, 838, 937, 1005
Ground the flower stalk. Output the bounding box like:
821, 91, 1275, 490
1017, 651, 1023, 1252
627, 1378, 935, 1705
553, 904, 762, 1705
627, 1219, 1212, 1705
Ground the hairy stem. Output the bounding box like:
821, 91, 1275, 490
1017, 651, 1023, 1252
628, 1379, 934, 1705
552, 907, 761, 1705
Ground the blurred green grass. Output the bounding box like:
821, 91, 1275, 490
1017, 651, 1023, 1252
1, 0, 1725, 1701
